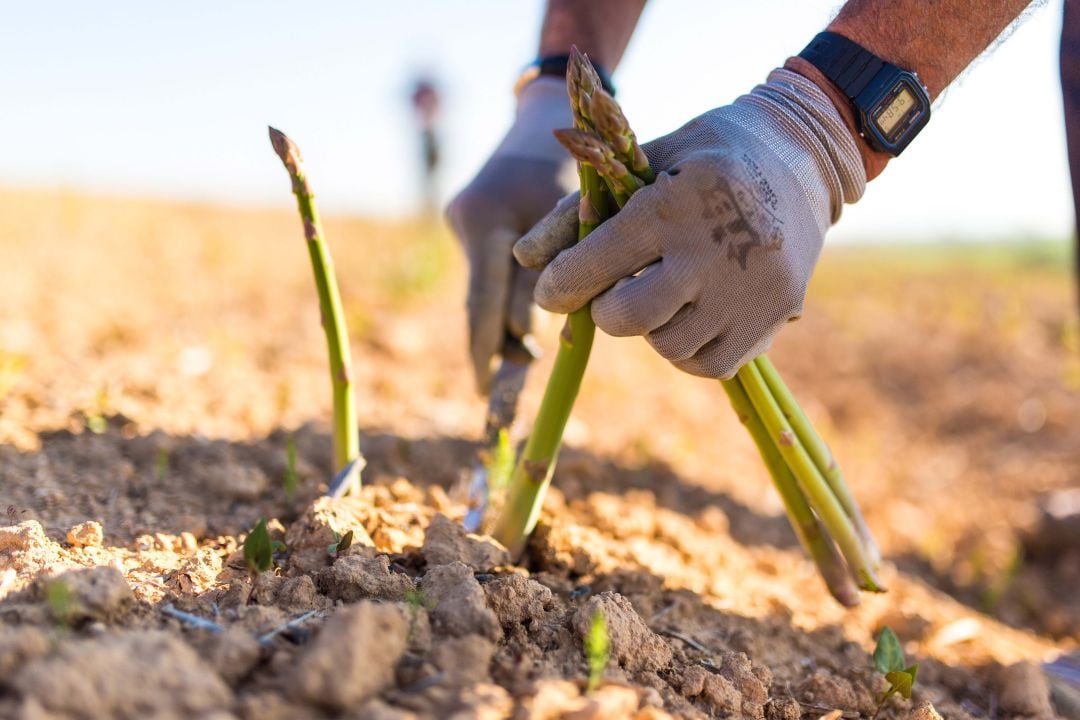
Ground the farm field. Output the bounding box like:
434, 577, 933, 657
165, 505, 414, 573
0, 187, 1078, 719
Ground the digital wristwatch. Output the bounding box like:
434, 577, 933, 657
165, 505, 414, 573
798, 31, 930, 156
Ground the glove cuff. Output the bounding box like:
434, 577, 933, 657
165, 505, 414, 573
490, 77, 574, 163
737, 68, 867, 227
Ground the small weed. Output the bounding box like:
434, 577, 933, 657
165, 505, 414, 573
45, 579, 75, 628
404, 588, 435, 611
154, 448, 169, 483
584, 609, 610, 693
244, 518, 274, 576
327, 529, 354, 558
283, 435, 299, 502
83, 383, 111, 434
872, 627, 919, 719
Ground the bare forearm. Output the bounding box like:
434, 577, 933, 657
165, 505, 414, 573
538, 0, 647, 70
828, 0, 1037, 100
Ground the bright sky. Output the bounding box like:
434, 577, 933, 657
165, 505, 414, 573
0, 0, 1070, 242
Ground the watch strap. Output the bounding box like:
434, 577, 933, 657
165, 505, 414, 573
799, 32, 885, 101
515, 54, 615, 97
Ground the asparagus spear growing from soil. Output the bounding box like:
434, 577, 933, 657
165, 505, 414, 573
269, 127, 363, 496
492, 52, 612, 555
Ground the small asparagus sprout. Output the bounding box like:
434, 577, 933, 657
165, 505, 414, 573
584, 609, 611, 693
269, 127, 363, 496
872, 627, 919, 719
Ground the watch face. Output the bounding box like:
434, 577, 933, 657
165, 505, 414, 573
863, 75, 930, 155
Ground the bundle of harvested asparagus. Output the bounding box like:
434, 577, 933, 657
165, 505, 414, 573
494, 48, 882, 605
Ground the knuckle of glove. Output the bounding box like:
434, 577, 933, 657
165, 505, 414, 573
533, 253, 588, 314
513, 191, 580, 270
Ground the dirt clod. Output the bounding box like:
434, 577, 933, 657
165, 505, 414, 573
66, 520, 104, 548
484, 573, 553, 626
423, 561, 500, 640
573, 592, 672, 674
44, 566, 134, 623
997, 661, 1054, 717
421, 513, 509, 571
765, 696, 802, 720
0, 520, 63, 577
14, 630, 232, 719
430, 634, 496, 686
317, 552, 414, 602
290, 601, 408, 710
0, 626, 49, 684
284, 496, 375, 574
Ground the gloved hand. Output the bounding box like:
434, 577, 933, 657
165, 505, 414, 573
514, 69, 866, 379
446, 77, 577, 394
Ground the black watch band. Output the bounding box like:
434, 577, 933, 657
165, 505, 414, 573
800, 32, 885, 100
515, 54, 616, 97
798, 31, 930, 156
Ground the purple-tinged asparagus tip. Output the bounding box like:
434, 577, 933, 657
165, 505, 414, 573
268, 126, 302, 175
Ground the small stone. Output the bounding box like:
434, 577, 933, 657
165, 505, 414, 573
430, 635, 495, 686
290, 602, 408, 710
484, 573, 553, 626
572, 592, 672, 673
904, 700, 944, 720
421, 514, 510, 571
997, 661, 1053, 717
317, 553, 414, 602
423, 562, 500, 640
66, 521, 104, 548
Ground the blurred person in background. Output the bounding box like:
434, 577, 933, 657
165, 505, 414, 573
411, 76, 442, 219
448, 0, 1064, 393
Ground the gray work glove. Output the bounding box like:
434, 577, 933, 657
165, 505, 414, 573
514, 69, 866, 379
446, 77, 576, 394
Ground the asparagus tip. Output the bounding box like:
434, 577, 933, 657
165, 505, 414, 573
268, 126, 302, 173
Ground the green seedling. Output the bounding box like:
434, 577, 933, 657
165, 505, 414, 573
283, 435, 299, 502
154, 448, 169, 483
872, 627, 919, 718
404, 588, 436, 611
44, 579, 75, 629
327, 529, 354, 558
584, 609, 610, 693
84, 383, 111, 434
244, 518, 274, 576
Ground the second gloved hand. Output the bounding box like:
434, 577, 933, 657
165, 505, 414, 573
514, 69, 867, 379
446, 77, 577, 394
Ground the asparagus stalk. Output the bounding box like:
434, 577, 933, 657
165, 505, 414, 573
754, 355, 881, 569
269, 127, 363, 495
493, 49, 614, 555
721, 379, 860, 606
